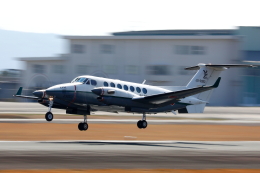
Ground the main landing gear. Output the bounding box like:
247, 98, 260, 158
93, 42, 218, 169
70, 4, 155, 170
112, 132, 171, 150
45, 97, 54, 122
78, 115, 88, 131
137, 113, 148, 129
78, 105, 90, 131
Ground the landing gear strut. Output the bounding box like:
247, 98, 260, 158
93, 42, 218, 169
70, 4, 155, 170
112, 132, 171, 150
45, 97, 54, 122
137, 112, 148, 129
78, 105, 90, 131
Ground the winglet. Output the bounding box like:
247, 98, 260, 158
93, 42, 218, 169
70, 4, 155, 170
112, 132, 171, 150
15, 87, 23, 95
212, 77, 221, 88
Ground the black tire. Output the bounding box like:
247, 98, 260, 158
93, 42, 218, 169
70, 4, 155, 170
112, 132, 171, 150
45, 112, 53, 122
78, 123, 83, 131
137, 120, 142, 129
142, 120, 147, 129
78, 122, 88, 131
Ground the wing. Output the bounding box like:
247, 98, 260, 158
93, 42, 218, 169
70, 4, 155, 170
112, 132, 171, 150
13, 87, 39, 99
133, 77, 221, 105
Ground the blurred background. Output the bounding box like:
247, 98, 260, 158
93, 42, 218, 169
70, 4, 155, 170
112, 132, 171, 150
0, 0, 260, 106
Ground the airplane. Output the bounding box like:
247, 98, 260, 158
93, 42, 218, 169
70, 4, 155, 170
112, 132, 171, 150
14, 63, 257, 131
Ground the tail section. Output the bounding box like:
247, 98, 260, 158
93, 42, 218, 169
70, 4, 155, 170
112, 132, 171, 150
177, 63, 257, 114
186, 63, 225, 102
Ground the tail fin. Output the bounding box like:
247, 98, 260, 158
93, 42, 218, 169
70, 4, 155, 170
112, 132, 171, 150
185, 63, 256, 102
185, 63, 224, 102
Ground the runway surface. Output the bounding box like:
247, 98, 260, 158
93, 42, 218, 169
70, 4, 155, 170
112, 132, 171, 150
0, 140, 260, 169
1, 102, 260, 169
1, 118, 260, 125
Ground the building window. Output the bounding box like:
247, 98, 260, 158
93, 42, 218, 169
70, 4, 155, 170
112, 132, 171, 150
72, 44, 85, 54
103, 65, 118, 74
100, 44, 114, 54
52, 65, 64, 74
76, 65, 88, 74
175, 45, 206, 55
125, 65, 139, 75
190, 46, 205, 55
175, 45, 189, 55
32, 64, 45, 74
146, 65, 171, 75
178, 66, 188, 75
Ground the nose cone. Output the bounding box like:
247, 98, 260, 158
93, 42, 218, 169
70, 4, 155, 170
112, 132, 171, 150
33, 90, 45, 98
91, 88, 103, 95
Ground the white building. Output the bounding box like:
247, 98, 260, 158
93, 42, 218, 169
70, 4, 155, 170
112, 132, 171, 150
19, 30, 243, 106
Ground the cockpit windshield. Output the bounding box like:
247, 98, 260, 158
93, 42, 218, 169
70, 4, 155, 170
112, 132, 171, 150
71, 77, 88, 83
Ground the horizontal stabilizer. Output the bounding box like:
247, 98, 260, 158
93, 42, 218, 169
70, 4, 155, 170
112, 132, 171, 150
185, 64, 258, 70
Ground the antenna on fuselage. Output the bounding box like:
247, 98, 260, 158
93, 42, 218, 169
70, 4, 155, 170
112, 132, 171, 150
142, 80, 146, 84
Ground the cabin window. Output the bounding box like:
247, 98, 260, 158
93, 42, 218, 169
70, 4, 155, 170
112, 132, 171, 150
142, 88, 147, 94
110, 82, 115, 87
117, 84, 122, 89
71, 77, 78, 83
91, 80, 97, 86
85, 79, 90, 85
124, 85, 128, 91
130, 86, 135, 92
77, 77, 87, 83
104, 82, 108, 87
136, 87, 141, 93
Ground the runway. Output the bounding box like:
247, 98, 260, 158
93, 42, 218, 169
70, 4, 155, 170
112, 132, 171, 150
1, 118, 260, 125
1, 102, 260, 170
0, 140, 260, 169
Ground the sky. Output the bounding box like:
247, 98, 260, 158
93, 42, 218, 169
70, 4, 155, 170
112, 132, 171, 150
0, 0, 259, 35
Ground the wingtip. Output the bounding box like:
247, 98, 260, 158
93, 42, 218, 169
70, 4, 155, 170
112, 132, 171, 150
212, 77, 221, 88
15, 87, 23, 96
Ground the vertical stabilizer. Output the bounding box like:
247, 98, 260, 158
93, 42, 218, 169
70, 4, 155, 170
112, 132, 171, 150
186, 63, 225, 102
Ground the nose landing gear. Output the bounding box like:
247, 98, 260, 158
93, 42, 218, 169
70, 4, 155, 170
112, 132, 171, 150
45, 97, 54, 122
137, 113, 148, 129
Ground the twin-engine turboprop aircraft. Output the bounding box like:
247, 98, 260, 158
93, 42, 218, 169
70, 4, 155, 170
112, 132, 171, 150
14, 63, 256, 131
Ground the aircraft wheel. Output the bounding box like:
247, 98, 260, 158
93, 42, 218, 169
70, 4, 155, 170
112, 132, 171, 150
45, 112, 53, 122
137, 120, 143, 129
78, 122, 88, 131
142, 120, 148, 129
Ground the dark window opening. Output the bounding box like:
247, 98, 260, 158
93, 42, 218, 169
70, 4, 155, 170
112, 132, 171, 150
91, 80, 97, 86
117, 84, 122, 89
124, 85, 128, 91
110, 82, 115, 87
130, 86, 135, 92
104, 82, 108, 87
